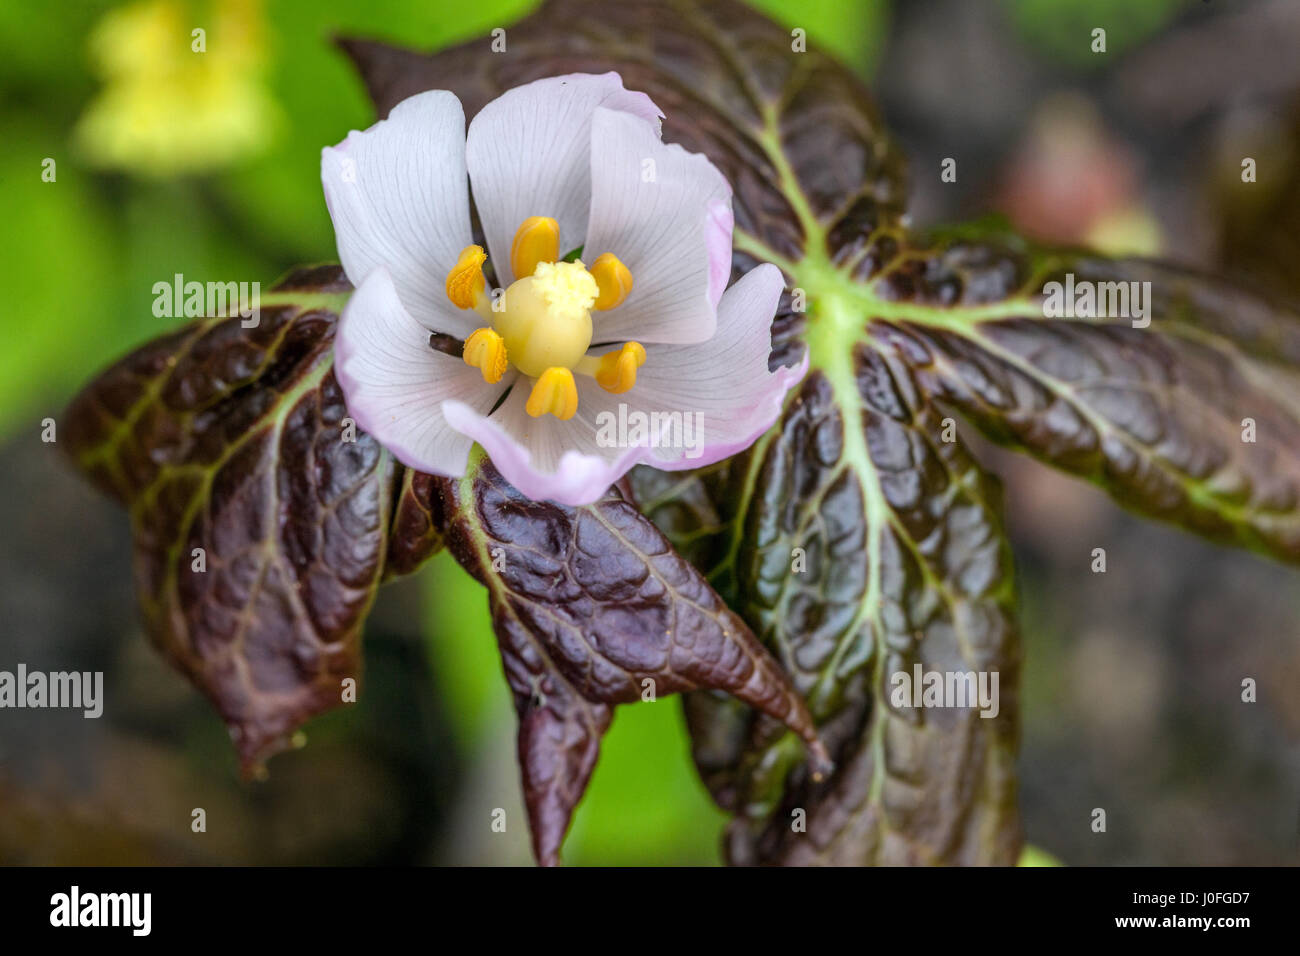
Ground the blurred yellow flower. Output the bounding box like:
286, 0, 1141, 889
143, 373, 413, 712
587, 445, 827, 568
1085, 207, 1164, 259
75, 0, 281, 176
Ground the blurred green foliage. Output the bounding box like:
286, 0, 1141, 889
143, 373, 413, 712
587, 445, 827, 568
747, 0, 888, 79
1004, 0, 1187, 67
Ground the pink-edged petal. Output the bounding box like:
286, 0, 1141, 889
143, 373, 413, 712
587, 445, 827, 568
705, 200, 735, 309
584, 108, 734, 345
322, 90, 479, 338
443, 379, 644, 507
335, 267, 514, 479
616, 263, 804, 469
441, 265, 799, 505
465, 73, 663, 286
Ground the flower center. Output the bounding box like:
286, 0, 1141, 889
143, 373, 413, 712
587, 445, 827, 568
492, 261, 596, 378
445, 216, 644, 420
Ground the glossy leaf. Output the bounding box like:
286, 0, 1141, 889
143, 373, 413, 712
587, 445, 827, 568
438, 454, 830, 865
871, 250, 1300, 564
62, 266, 398, 772
386, 468, 446, 579
683, 359, 1020, 864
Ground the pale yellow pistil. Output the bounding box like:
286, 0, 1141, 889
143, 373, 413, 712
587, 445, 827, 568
446, 216, 643, 420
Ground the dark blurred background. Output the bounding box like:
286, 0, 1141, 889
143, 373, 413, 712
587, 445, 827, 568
2, 0, 1298, 865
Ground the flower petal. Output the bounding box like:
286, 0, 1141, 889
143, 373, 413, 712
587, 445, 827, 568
465, 73, 663, 286
322, 90, 478, 337
584, 107, 733, 345
443, 265, 800, 504
335, 267, 514, 478
614, 263, 804, 468
705, 200, 735, 309
443, 379, 643, 507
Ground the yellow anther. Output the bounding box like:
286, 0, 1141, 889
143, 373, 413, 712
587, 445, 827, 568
590, 252, 634, 310
510, 216, 560, 281
446, 245, 487, 309
594, 341, 646, 394
525, 367, 579, 420
463, 327, 508, 384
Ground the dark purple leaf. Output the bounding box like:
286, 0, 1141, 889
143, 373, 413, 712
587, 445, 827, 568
873, 251, 1300, 564
674, 360, 1020, 865
439, 455, 830, 865
63, 267, 413, 772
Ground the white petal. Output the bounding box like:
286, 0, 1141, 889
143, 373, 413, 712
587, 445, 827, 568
613, 263, 804, 468
584, 107, 733, 346
335, 268, 514, 479
322, 90, 478, 337
443, 377, 642, 506
465, 73, 663, 286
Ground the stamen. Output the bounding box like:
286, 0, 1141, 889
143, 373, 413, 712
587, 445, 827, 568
594, 341, 646, 394
446, 245, 487, 309
590, 252, 634, 310
526, 367, 578, 420
463, 328, 508, 384
510, 216, 560, 281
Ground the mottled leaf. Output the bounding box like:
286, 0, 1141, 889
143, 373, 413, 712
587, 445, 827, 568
692, 358, 1020, 865
385, 468, 446, 579
439, 454, 830, 865
871, 250, 1300, 564
626, 463, 733, 573
62, 266, 399, 772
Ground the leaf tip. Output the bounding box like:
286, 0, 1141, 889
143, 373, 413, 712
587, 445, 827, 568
808, 739, 834, 782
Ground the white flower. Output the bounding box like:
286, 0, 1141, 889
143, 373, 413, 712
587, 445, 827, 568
322, 72, 803, 505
